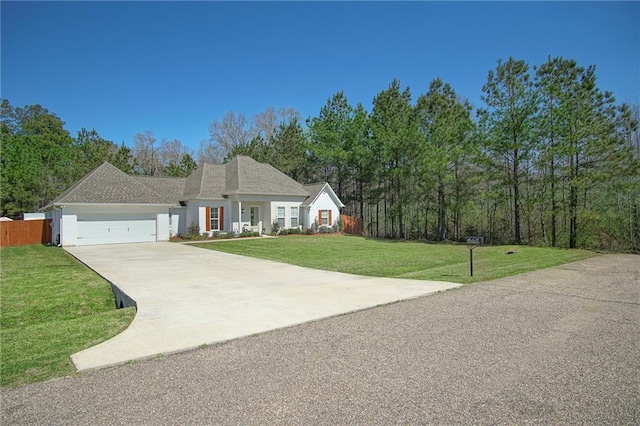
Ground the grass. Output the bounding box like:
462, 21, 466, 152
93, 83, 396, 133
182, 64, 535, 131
194, 234, 596, 284
0, 245, 135, 388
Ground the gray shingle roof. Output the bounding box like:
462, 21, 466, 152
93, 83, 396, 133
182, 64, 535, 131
49, 162, 174, 205
301, 183, 327, 207
183, 163, 226, 200
225, 156, 309, 196
45, 156, 312, 208
136, 176, 187, 204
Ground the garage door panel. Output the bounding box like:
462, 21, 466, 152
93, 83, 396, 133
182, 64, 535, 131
77, 216, 156, 246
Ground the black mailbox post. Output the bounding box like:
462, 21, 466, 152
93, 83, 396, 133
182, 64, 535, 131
466, 237, 483, 276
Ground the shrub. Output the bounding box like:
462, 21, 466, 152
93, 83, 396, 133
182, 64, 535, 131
287, 228, 302, 234
220, 232, 236, 239
239, 230, 260, 238
271, 220, 280, 235
211, 231, 220, 238
186, 222, 200, 238
318, 225, 334, 234
280, 229, 289, 235
306, 228, 316, 235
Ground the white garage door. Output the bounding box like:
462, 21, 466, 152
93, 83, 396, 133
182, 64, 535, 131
77, 215, 156, 246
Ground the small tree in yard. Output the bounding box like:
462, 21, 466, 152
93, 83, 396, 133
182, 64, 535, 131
271, 220, 280, 235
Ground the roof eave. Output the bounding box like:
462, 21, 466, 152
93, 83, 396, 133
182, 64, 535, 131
191, 196, 226, 201
303, 183, 345, 208
43, 202, 178, 208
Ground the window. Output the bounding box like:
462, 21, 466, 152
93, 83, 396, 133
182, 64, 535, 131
290, 207, 298, 228
210, 208, 219, 231
206, 206, 224, 231
319, 210, 331, 226
277, 206, 285, 229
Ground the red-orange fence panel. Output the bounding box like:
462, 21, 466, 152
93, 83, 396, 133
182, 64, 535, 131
0, 219, 52, 247
341, 214, 363, 235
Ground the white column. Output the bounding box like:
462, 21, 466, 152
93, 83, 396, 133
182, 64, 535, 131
238, 200, 242, 232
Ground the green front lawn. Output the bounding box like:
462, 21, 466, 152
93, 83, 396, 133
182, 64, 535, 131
0, 245, 135, 388
195, 234, 595, 284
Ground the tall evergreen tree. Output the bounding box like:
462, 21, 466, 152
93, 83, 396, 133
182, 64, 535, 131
370, 79, 419, 238
269, 118, 309, 182
307, 92, 354, 198
478, 58, 538, 244
417, 78, 475, 240
345, 103, 375, 219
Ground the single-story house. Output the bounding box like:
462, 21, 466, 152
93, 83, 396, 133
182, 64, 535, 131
42, 155, 344, 246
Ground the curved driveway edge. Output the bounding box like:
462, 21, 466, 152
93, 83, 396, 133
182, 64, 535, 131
66, 242, 461, 371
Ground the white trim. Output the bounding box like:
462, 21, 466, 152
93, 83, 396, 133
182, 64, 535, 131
304, 183, 345, 208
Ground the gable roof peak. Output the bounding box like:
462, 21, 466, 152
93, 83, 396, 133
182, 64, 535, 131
301, 182, 345, 208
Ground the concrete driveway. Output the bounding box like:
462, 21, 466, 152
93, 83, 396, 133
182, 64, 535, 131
3, 254, 637, 424
66, 242, 460, 371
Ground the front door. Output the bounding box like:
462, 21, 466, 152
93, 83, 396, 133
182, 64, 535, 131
250, 207, 259, 227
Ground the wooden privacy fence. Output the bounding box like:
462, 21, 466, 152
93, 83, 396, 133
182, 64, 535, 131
0, 219, 52, 247
341, 214, 363, 235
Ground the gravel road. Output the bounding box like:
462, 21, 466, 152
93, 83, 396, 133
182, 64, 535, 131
2, 254, 638, 425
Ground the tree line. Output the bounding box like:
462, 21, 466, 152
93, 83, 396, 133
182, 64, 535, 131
208, 57, 639, 251
2, 56, 638, 251
1, 100, 201, 217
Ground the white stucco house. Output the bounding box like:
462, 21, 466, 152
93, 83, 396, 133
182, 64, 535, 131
42, 155, 344, 246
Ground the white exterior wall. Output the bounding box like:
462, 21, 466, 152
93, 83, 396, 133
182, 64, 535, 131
306, 191, 342, 228
60, 212, 78, 246
23, 212, 46, 220
156, 212, 170, 241
190, 200, 232, 236
185, 202, 200, 234
169, 207, 186, 236
270, 200, 304, 232
264, 205, 273, 232
301, 207, 311, 231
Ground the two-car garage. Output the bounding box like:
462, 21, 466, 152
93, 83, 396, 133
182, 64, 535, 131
48, 206, 171, 247
76, 214, 157, 246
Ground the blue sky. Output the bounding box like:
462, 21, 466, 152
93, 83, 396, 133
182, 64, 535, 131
2, 1, 639, 153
